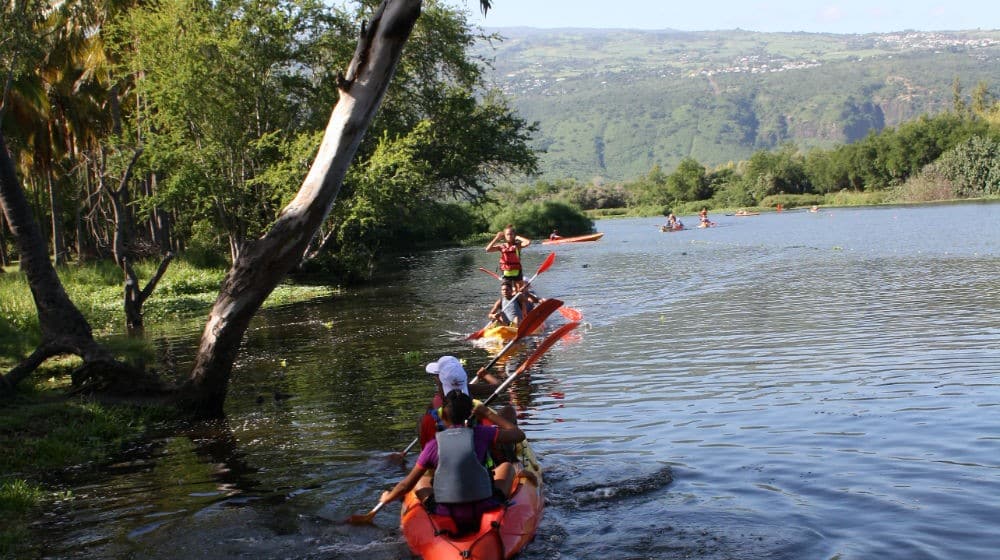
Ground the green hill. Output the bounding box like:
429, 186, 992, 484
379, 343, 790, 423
476, 28, 1000, 181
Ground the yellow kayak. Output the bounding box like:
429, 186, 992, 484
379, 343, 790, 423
482, 324, 518, 342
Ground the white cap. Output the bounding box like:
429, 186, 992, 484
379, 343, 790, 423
425, 356, 469, 396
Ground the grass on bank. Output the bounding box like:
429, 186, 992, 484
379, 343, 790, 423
0, 257, 336, 558
0, 363, 177, 558
0, 256, 337, 363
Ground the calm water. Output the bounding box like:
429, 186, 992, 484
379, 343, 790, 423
37, 203, 1000, 560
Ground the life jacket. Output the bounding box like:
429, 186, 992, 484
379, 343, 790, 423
498, 243, 521, 274
432, 428, 493, 504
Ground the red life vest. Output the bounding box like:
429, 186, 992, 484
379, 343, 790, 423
498, 243, 521, 272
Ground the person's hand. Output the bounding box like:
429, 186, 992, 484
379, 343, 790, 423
380, 490, 392, 504
473, 402, 488, 417
476, 367, 488, 380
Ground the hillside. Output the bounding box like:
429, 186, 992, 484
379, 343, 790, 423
474, 28, 1000, 181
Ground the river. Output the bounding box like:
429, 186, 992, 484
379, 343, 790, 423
37, 202, 1000, 559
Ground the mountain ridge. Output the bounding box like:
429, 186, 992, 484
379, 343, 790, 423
473, 28, 1000, 181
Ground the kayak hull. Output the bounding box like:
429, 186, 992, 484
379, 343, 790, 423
401, 442, 544, 560
660, 225, 683, 232
541, 232, 604, 244
482, 324, 517, 342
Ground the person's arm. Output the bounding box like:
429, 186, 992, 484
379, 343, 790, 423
474, 403, 525, 443
485, 231, 504, 252
488, 298, 502, 321
475, 367, 501, 385
380, 463, 428, 505
516, 235, 532, 248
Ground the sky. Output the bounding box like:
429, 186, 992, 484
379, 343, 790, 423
446, 0, 1000, 34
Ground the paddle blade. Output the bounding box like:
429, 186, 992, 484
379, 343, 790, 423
517, 298, 562, 338
465, 326, 488, 340
345, 511, 376, 525
558, 306, 583, 322
386, 437, 418, 463
478, 267, 501, 281
345, 501, 385, 525
515, 322, 579, 376
534, 252, 556, 277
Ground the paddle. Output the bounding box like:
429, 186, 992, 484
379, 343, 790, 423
476, 263, 583, 324
471, 298, 563, 384
466, 252, 556, 340
481, 320, 580, 407
347, 321, 579, 526
386, 299, 563, 463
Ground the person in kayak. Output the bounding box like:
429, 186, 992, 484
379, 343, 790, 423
486, 224, 531, 289
488, 279, 530, 327
418, 356, 509, 447
665, 213, 683, 230
698, 207, 716, 228
381, 390, 526, 534
549, 229, 561, 240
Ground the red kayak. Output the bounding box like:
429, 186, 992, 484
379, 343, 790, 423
541, 232, 603, 245
660, 224, 683, 232
401, 442, 544, 559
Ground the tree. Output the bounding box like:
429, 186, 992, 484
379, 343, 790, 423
114, 0, 344, 262
178, 0, 444, 416
1, 129, 162, 395
665, 157, 709, 203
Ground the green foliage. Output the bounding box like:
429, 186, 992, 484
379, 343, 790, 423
740, 144, 810, 201
485, 200, 594, 238
760, 193, 825, 208
0, 479, 43, 513
478, 28, 1000, 181
666, 158, 711, 202
0, 258, 333, 364
113, 0, 344, 253
933, 135, 1000, 196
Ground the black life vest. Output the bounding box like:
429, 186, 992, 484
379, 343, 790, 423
432, 428, 493, 504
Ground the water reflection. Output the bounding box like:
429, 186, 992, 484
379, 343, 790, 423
35, 202, 1000, 559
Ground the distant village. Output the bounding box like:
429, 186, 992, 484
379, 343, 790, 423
492, 30, 1000, 96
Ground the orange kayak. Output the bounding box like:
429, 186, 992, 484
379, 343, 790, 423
401, 442, 544, 559
541, 232, 603, 244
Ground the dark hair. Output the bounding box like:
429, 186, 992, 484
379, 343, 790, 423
443, 389, 473, 426
501, 279, 514, 289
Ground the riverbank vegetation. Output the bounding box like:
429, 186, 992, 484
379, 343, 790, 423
0, 258, 332, 557
0, 358, 179, 558
498, 107, 1000, 220
2, 0, 999, 552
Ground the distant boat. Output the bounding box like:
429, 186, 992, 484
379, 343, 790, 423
541, 232, 604, 245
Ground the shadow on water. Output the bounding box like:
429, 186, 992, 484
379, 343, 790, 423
31, 204, 1000, 559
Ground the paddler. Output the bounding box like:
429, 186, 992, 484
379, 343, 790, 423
486, 224, 531, 291
419, 356, 507, 447
380, 390, 525, 534
487, 279, 530, 327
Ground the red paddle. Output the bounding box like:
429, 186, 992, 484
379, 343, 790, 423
466, 252, 556, 340
349, 321, 580, 525
388, 300, 563, 463
471, 298, 563, 384
481, 321, 580, 407
476, 260, 583, 324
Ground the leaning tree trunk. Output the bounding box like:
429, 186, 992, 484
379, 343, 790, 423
179, 0, 422, 417
0, 130, 109, 390
0, 131, 164, 396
